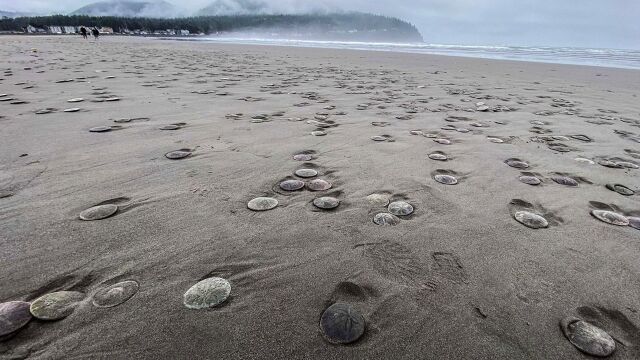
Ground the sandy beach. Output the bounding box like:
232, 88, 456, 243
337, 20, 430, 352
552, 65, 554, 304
1, 35, 640, 359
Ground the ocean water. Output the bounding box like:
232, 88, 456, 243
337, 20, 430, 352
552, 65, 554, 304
186, 37, 640, 70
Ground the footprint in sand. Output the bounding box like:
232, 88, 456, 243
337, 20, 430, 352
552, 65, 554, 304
359, 241, 427, 284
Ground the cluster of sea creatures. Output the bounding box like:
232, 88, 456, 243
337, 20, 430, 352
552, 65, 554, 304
2, 109, 638, 356
3, 149, 632, 354
2, 46, 639, 357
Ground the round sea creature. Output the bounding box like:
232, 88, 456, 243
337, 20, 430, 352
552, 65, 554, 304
311, 131, 327, 136
293, 154, 313, 161
165, 150, 192, 160
183, 277, 230, 309
313, 197, 340, 210
590, 210, 629, 226
388, 201, 414, 216
159, 124, 180, 130
67, 98, 84, 103
428, 153, 447, 161
433, 138, 451, 145
307, 179, 332, 191
366, 194, 390, 207
488, 137, 504, 143
247, 197, 278, 211
616, 161, 639, 169
434, 174, 458, 185
279, 179, 305, 191
319, 303, 365, 344
552, 176, 579, 187
30, 291, 84, 320
574, 158, 595, 164
505, 158, 529, 169
92, 280, 139, 308
373, 212, 400, 226
89, 126, 112, 133
295, 168, 318, 178
514, 211, 548, 229
79, 204, 118, 221
519, 175, 541, 185
0, 301, 32, 338
598, 160, 622, 168
560, 317, 615, 357
605, 184, 634, 196
371, 135, 387, 142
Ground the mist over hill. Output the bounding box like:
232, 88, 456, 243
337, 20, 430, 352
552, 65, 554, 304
197, 0, 269, 16
71, 0, 180, 18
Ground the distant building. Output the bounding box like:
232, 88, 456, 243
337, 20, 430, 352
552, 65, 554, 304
178, 29, 189, 36
99, 27, 114, 34
26, 25, 46, 34
63, 26, 76, 34
48, 26, 62, 34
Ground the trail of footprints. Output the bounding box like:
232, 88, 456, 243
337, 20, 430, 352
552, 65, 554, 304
1, 40, 640, 357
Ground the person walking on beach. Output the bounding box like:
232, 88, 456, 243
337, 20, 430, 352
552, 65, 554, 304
92, 28, 99, 40
80, 27, 87, 39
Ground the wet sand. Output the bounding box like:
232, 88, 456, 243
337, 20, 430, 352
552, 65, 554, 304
1, 35, 640, 359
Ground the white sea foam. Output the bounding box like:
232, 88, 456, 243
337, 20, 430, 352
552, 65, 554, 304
175, 37, 640, 69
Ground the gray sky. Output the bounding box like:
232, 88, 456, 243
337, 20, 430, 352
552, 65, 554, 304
1, 0, 639, 49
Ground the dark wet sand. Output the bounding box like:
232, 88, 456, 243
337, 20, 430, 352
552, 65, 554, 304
1, 35, 640, 359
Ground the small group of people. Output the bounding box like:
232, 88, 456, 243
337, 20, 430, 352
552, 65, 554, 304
79, 27, 100, 40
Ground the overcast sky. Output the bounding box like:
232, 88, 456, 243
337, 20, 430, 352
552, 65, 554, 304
1, 0, 639, 49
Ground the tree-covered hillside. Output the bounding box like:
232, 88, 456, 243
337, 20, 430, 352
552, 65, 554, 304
0, 13, 424, 42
